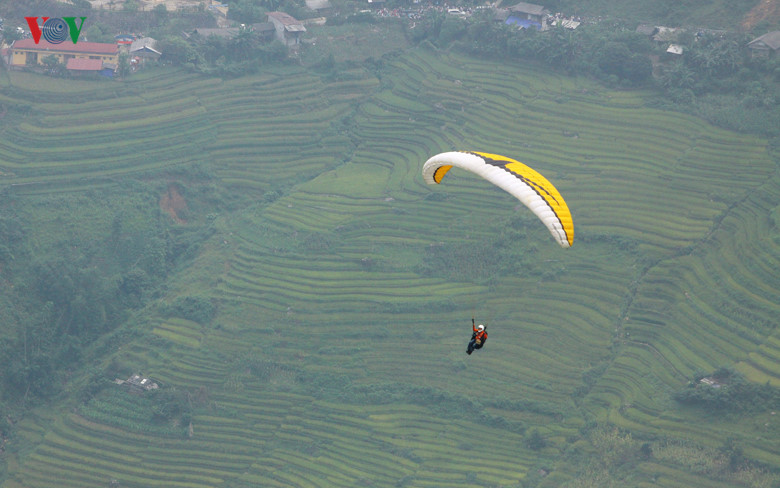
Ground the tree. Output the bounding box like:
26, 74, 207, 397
410, 10, 445, 43
84, 22, 114, 43
622, 53, 652, 84
1, 27, 24, 47
0, 215, 24, 264
660, 59, 696, 91
201, 34, 227, 65
595, 40, 651, 85
124, 0, 141, 12
525, 429, 547, 450
228, 25, 258, 62
158, 37, 196, 66
153, 3, 169, 23
117, 52, 131, 78
542, 26, 579, 70
261, 40, 288, 63
438, 16, 468, 47
597, 41, 632, 78
120, 267, 151, 302
686, 34, 743, 78
227, 0, 267, 24
720, 437, 745, 471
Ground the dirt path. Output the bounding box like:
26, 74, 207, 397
742, 0, 780, 31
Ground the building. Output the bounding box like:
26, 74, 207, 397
10, 38, 118, 68
747, 31, 780, 58
652, 26, 682, 43
129, 37, 161, 62
666, 44, 684, 56
636, 24, 685, 59
636, 25, 683, 43
208, 1, 229, 19
116, 374, 160, 393
115, 34, 135, 47
506, 2, 549, 24
267, 12, 307, 48
635, 24, 657, 37
505, 15, 542, 30
497, 2, 549, 29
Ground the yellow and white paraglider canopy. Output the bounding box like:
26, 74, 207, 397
422, 151, 574, 248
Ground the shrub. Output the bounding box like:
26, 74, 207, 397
526, 429, 547, 450
163, 295, 216, 324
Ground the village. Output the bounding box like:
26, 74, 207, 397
0, 2, 309, 77
1, 0, 778, 78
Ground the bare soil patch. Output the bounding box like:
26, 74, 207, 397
742, 0, 780, 30
160, 184, 188, 224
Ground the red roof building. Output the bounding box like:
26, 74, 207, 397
10, 38, 118, 68
13, 38, 118, 54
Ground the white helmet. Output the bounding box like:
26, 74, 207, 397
477, 324, 485, 332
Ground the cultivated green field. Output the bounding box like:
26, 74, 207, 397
1, 46, 779, 487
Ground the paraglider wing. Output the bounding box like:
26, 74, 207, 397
422, 151, 573, 248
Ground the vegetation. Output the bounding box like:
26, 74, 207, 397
1, 1, 779, 487
157, 27, 289, 76
78, 388, 194, 437
405, 10, 780, 141
675, 368, 780, 413
551, 0, 760, 29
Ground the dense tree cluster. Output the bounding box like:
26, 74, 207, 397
228, 0, 312, 24
157, 27, 288, 76
657, 31, 780, 137
408, 11, 653, 87
0, 183, 214, 407
674, 367, 780, 413
405, 11, 779, 138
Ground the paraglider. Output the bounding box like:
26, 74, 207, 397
467, 318, 488, 355
422, 151, 573, 248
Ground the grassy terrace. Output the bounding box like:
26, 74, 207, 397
3, 46, 779, 487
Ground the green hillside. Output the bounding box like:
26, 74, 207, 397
552, 0, 764, 29
1, 46, 779, 488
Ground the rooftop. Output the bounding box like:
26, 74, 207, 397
666, 44, 684, 55
748, 30, 780, 50
130, 37, 161, 54
267, 11, 305, 26
13, 38, 118, 55
652, 26, 682, 43
507, 2, 548, 16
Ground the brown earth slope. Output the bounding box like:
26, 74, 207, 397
742, 0, 780, 30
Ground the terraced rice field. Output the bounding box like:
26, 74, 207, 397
2, 47, 778, 487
